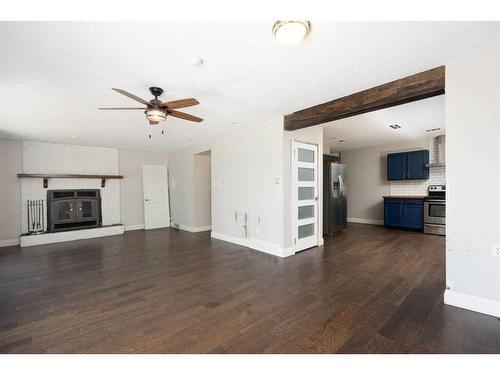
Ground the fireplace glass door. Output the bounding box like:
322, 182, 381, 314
76, 199, 100, 221
52, 199, 76, 223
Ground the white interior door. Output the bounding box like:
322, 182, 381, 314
292, 141, 319, 252
143, 165, 170, 230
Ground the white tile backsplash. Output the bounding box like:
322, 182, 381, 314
389, 138, 445, 196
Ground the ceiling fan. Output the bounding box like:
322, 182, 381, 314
99, 87, 203, 125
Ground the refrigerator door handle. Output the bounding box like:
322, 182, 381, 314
338, 174, 344, 195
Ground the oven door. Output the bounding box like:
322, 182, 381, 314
424, 200, 445, 225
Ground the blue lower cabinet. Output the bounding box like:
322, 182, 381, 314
384, 198, 423, 231
384, 199, 402, 227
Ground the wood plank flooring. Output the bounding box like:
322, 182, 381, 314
1, 223, 499, 353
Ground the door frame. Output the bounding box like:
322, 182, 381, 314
291, 139, 320, 252
142, 164, 170, 230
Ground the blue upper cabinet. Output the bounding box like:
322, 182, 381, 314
387, 150, 429, 180
406, 150, 429, 179
387, 153, 407, 180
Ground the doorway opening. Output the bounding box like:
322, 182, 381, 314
322, 95, 445, 237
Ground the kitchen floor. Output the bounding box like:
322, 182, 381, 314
1, 224, 499, 353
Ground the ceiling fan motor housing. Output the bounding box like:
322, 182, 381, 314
149, 87, 164, 98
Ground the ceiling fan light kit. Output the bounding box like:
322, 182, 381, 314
145, 108, 166, 123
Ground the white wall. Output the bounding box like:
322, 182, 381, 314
168, 144, 209, 229
0, 139, 22, 245
341, 143, 394, 223
169, 120, 285, 254
119, 148, 169, 228
283, 126, 324, 249
444, 47, 500, 317
193, 151, 211, 228
21, 141, 121, 233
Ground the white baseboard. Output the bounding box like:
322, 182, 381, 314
281, 247, 295, 257
124, 224, 145, 231
211, 232, 295, 258
444, 290, 500, 318
347, 217, 384, 226
178, 224, 212, 233
0, 238, 20, 248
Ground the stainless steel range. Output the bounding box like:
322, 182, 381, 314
424, 185, 445, 236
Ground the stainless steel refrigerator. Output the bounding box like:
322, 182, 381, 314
323, 162, 347, 235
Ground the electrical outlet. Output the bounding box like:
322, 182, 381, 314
492, 246, 500, 257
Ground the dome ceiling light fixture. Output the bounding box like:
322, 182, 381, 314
272, 21, 311, 46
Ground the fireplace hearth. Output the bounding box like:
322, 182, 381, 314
47, 189, 102, 232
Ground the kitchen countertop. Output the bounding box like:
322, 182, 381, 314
383, 195, 427, 199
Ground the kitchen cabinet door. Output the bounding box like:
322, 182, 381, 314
384, 200, 402, 227
406, 150, 429, 180
401, 200, 423, 230
387, 153, 407, 180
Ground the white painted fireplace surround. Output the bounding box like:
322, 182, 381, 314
20, 141, 122, 245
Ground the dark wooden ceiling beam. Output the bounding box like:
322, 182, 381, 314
284, 66, 445, 131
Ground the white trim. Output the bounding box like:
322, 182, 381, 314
124, 224, 145, 231
444, 290, 500, 318
347, 217, 384, 226
178, 224, 212, 233
0, 238, 20, 248
20, 225, 125, 247
211, 232, 295, 258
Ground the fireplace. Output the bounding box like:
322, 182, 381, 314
47, 189, 102, 232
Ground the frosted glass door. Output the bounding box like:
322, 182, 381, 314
292, 141, 319, 252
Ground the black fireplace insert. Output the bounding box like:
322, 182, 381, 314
46, 189, 102, 232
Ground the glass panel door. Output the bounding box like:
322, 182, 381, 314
53, 199, 76, 222
76, 199, 99, 221
292, 140, 319, 252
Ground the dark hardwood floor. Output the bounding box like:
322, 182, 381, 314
1, 223, 499, 353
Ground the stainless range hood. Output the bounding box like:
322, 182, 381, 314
426, 135, 445, 168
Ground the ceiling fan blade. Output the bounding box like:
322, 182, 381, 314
162, 98, 199, 110
98, 107, 147, 110
167, 110, 203, 123
112, 88, 151, 106
149, 120, 159, 125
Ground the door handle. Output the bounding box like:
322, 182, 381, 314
145, 198, 150, 202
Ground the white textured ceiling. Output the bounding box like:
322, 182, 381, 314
1, 21, 499, 152
324, 95, 445, 152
